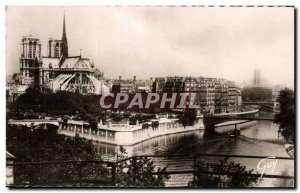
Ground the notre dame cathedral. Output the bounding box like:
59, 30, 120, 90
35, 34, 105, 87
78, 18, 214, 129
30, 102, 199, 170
18, 15, 109, 95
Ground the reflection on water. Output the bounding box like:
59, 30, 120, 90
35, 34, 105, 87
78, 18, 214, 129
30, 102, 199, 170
94, 130, 204, 160
241, 121, 284, 143
93, 120, 294, 187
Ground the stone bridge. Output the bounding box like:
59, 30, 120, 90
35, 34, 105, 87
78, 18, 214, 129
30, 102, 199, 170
202, 109, 274, 136
8, 119, 60, 127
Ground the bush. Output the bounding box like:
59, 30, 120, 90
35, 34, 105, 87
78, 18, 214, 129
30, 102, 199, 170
189, 158, 261, 188
115, 147, 169, 187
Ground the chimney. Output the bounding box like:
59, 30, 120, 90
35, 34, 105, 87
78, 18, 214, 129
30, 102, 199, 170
119, 76, 121, 81
133, 76, 136, 81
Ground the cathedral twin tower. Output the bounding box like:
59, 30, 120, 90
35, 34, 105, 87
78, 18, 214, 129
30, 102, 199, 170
19, 15, 69, 86
48, 14, 68, 58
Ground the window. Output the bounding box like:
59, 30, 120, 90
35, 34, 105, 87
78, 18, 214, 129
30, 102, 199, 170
33, 42, 37, 58
28, 41, 32, 58
55, 42, 59, 57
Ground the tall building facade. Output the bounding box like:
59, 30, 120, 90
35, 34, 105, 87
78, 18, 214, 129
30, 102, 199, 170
227, 81, 238, 112
160, 76, 240, 114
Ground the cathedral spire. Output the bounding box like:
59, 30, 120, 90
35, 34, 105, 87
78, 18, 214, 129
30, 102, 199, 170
61, 13, 68, 58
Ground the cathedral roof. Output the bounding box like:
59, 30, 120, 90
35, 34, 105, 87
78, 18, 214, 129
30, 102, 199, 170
60, 56, 93, 71
41, 57, 60, 69
40, 56, 93, 71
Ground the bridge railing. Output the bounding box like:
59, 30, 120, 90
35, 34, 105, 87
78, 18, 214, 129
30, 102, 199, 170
7, 153, 294, 188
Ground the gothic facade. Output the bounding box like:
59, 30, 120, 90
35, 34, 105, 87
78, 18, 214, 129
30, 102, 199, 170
19, 15, 108, 95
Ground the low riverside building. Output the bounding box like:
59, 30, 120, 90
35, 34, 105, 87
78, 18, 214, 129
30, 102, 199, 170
59, 116, 204, 146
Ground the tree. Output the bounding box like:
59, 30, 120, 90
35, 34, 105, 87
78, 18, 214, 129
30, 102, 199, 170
111, 113, 123, 122
7, 126, 170, 187
189, 158, 261, 188
115, 147, 169, 187
274, 88, 295, 144
15, 90, 99, 115
179, 109, 197, 127
85, 115, 99, 131
6, 125, 108, 186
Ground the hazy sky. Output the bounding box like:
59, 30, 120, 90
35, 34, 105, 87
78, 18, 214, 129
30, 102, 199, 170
6, 6, 294, 87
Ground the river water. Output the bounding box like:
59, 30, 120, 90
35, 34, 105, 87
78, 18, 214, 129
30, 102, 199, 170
93, 117, 294, 187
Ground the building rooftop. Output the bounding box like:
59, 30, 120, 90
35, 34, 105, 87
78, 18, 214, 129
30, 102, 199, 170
42, 57, 60, 69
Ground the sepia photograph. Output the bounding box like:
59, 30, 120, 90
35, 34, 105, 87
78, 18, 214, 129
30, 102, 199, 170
5, 6, 295, 188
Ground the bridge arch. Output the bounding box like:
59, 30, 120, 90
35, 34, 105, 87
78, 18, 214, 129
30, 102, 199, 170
8, 119, 60, 129
33, 122, 60, 127
202, 110, 274, 138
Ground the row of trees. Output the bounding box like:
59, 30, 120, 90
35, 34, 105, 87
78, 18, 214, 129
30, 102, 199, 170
14, 88, 100, 115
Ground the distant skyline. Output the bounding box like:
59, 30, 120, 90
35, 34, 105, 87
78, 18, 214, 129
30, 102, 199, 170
6, 6, 294, 88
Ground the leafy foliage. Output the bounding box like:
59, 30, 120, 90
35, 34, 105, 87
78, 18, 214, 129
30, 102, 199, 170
15, 88, 99, 115
115, 147, 170, 187
84, 114, 99, 131
178, 109, 197, 127
110, 113, 124, 123
7, 126, 169, 187
189, 158, 261, 188
274, 88, 295, 144
129, 114, 156, 125
7, 125, 108, 186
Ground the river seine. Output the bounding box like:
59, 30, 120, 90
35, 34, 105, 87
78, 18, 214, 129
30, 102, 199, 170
93, 115, 294, 187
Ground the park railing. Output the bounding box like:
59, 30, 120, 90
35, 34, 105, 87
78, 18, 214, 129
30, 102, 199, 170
6, 153, 294, 187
